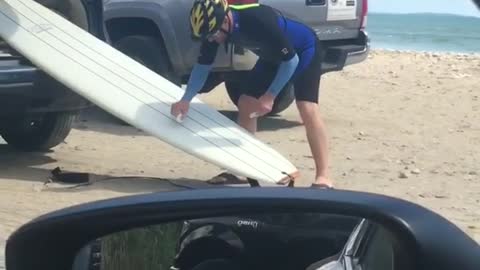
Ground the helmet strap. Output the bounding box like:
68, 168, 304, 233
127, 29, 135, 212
223, 13, 233, 53
201, 3, 209, 40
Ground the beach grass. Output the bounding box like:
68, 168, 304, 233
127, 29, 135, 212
100, 222, 184, 270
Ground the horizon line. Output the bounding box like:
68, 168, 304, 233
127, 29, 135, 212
369, 11, 480, 18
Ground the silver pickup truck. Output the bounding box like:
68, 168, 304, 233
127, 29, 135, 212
103, 0, 370, 114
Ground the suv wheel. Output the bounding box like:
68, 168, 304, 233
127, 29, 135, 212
1, 112, 76, 152
224, 81, 295, 116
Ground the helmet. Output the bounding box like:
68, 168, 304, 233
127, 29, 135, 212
190, 0, 229, 41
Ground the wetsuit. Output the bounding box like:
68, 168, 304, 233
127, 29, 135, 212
182, 4, 323, 104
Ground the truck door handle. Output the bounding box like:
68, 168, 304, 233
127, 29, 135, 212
306, 0, 326, 5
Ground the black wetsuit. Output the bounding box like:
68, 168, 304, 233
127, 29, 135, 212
187, 4, 323, 103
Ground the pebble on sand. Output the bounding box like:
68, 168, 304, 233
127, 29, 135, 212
444, 171, 456, 176
411, 168, 421, 174
418, 193, 448, 199
399, 171, 410, 179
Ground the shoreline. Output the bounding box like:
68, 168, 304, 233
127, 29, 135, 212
370, 47, 480, 57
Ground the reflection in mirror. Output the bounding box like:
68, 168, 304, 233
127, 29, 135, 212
72, 212, 411, 270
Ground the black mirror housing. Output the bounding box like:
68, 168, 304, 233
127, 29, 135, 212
5, 188, 480, 270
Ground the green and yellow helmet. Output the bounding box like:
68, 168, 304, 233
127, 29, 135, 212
190, 0, 229, 40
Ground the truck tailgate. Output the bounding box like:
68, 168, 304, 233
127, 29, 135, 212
262, 0, 364, 40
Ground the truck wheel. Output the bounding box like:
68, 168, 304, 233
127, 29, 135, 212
113, 35, 181, 86
224, 81, 295, 116
1, 112, 76, 152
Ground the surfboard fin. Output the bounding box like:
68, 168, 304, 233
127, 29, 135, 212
246, 178, 260, 187
282, 171, 296, 187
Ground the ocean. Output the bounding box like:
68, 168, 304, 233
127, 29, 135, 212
367, 13, 480, 54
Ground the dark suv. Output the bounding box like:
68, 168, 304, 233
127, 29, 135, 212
0, 0, 105, 152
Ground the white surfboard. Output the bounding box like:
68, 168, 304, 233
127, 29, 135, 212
0, 0, 300, 184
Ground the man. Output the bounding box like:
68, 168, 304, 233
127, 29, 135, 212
170, 0, 333, 188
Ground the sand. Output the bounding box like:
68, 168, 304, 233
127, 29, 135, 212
1, 49, 479, 265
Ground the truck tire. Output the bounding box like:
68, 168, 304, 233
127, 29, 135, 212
224, 81, 295, 116
1, 112, 76, 152
113, 35, 181, 86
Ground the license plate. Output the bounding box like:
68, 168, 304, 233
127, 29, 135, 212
327, 0, 357, 21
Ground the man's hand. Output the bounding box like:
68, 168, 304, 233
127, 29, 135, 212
171, 100, 190, 122
255, 93, 275, 117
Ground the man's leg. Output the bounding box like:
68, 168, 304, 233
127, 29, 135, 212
207, 63, 271, 184
296, 101, 332, 187
293, 39, 333, 188
207, 95, 259, 184
237, 94, 259, 133
231, 60, 276, 134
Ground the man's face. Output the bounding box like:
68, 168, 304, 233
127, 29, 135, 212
207, 16, 230, 43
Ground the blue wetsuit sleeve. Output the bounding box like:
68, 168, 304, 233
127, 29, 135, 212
181, 63, 212, 102
266, 53, 299, 97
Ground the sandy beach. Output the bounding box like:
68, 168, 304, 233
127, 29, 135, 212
1, 49, 479, 263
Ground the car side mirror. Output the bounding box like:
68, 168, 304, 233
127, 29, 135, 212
5, 188, 480, 270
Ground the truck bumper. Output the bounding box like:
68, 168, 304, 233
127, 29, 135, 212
0, 62, 92, 115
344, 31, 370, 66
0, 63, 36, 88
321, 30, 370, 74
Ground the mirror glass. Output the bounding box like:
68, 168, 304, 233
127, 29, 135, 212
72, 212, 410, 270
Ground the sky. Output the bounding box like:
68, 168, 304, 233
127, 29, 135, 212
369, 0, 480, 17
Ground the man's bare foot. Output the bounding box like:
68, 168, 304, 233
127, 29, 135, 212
312, 176, 334, 189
